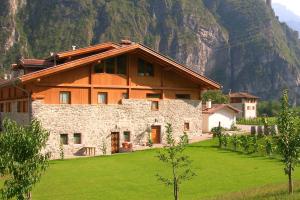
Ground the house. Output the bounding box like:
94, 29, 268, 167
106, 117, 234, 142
229, 92, 259, 119
0, 40, 221, 159
202, 100, 240, 132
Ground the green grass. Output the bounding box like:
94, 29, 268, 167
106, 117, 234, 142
1, 139, 300, 200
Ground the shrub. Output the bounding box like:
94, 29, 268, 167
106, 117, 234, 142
265, 137, 273, 156
211, 126, 223, 148
231, 134, 240, 151
240, 135, 251, 153
252, 135, 259, 153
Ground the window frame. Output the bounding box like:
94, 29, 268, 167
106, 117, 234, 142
175, 94, 191, 100
123, 131, 131, 142
59, 91, 71, 104
146, 93, 161, 99
94, 56, 128, 75
98, 92, 108, 104
138, 59, 154, 77
73, 133, 82, 145
151, 101, 159, 111
184, 122, 190, 131
60, 134, 69, 145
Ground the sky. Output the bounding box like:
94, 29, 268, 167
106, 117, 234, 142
272, 0, 300, 16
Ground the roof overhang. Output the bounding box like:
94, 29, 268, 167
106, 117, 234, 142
3, 43, 222, 90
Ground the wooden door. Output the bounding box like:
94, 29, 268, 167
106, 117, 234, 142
151, 126, 161, 144
111, 132, 120, 154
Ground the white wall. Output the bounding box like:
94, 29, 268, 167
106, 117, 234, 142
203, 108, 236, 132
243, 102, 257, 119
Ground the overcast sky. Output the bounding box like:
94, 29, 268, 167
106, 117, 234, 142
272, 0, 300, 16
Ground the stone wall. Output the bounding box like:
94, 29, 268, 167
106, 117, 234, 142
32, 99, 202, 159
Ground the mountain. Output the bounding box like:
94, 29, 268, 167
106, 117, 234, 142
272, 3, 300, 35
0, 0, 299, 103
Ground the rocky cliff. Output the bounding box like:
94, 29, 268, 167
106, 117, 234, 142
0, 0, 299, 103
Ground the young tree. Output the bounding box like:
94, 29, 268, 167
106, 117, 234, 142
211, 126, 223, 148
277, 90, 300, 194
0, 118, 50, 200
156, 123, 196, 200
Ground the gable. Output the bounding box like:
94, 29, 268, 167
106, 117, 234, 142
15, 43, 220, 90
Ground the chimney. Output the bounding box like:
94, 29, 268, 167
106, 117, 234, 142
72, 45, 76, 50
206, 99, 212, 109
120, 39, 132, 46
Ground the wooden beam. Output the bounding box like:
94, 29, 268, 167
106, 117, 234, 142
35, 83, 201, 92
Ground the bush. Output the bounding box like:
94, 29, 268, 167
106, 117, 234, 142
265, 137, 273, 156
211, 126, 223, 148
240, 135, 251, 153
231, 134, 240, 151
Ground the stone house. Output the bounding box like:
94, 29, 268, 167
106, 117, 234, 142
229, 92, 259, 119
0, 41, 221, 159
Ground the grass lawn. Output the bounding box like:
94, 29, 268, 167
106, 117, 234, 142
1, 139, 300, 199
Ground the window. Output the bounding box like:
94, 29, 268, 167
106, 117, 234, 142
5, 102, 11, 113
74, 133, 81, 144
247, 106, 251, 110
94, 62, 105, 73
123, 131, 130, 142
116, 56, 127, 75
60, 91, 71, 104
138, 59, 154, 76
60, 134, 68, 145
184, 122, 190, 131
151, 101, 159, 111
252, 106, 255, 110
175, 94, 191, 99
98, 92, 108, 104
105, 58, 115, 74
0, 103, 3, 112
94, 56, 127, 75
146, 93, 161, 99
122, 93, 128, 99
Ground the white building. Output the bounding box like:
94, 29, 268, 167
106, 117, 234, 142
202, 100, 240, 132
229, 92, 259, 119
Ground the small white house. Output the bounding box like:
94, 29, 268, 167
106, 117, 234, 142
202, 100, 240, 132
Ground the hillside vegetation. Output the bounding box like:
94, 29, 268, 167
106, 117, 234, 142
0, 0, 299, 102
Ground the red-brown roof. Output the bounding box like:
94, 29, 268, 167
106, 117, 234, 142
229, 92, 259, 99
55, 42, 120, 59
202, 104, 240, 114
1, 42, 222, 90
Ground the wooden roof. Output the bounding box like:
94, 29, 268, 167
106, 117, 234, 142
1, 42, 222, 89
54, 42, 120, 59
229, 92, 259, 99
202, 104, 240, 114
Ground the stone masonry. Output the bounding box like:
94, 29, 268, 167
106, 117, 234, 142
31, 99, 202, 159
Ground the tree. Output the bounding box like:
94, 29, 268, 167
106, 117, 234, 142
277, 90, 300, 194
156, 123, 196, 200
201, 90, 229, 104
0, 118, 50, 200
211, 126, 223, 148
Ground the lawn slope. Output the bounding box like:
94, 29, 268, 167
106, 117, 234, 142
26, 140, 299, 200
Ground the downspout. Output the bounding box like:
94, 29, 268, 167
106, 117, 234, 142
12, 79, 32, 123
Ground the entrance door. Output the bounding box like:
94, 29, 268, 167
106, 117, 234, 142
111, 132, 120, 154
151, 126, 161, 144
